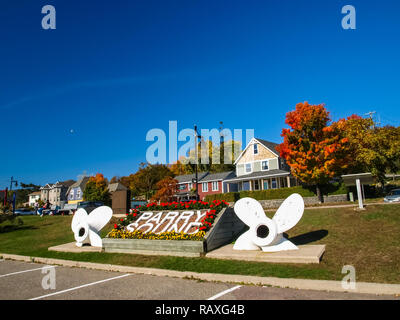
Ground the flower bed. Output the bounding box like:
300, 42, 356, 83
109, 199, 228, 240
107, 230, 205, 241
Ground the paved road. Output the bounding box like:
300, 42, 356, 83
0, 259, 397, 300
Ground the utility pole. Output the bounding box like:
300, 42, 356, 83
365, 111, 377, 129
193, 125, 202, 201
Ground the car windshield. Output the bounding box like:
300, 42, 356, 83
389, 190, 400, 196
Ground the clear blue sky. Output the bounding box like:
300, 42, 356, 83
1, 0, 399, 187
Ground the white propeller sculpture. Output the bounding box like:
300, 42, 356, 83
71, 206, 113, 248
233, 194, 304, 252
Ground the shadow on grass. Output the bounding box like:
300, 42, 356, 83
0, 225, 38, 234
289, 229, 328, 245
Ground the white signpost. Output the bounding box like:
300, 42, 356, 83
342, 173, 375, 210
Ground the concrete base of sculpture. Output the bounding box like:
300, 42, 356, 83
205, 244, 326, 264
48, 242, 103, 253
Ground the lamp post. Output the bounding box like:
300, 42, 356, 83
10, 176, 18, 191
9, 177, 18, 214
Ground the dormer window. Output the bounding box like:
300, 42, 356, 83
254, 143, 258, 154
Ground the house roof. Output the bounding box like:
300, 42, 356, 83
28, 191, 41, 196
175, 171, 236, 183
69, 176, 90, 189
53, 180, 76, 188
174, 172, 208, 183
108, 182, 128, 192
224, 169, 290, 182
200, 171, 236, 182
233, 137, 280, 165
255, 138, 280, 155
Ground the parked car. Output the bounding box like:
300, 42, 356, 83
384, 189, 400, 203
14, 208, 36, 216
77, 201, 104, 213
131, 200, 148, 209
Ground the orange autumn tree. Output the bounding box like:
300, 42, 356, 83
276, 102, 351, 202
83, 173, 111, 205
151, 176, 179, 203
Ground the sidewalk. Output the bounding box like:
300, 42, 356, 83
1, 253, 399, 296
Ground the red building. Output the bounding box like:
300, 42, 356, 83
174, 171, 235, 201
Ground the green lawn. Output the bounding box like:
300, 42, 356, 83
0, 203, 399, 284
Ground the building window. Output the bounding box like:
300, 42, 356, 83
262, 160, 269, 171
77, 190, 81, 199
254, 143, 258, 154
202, 182, 208, 192
245, 163, 252, 173
178, 184, 186, 190
263, 180, 269, 190
242, 181, 250, 191
271, 178, 277, 189
212, 181, 218, 191
189, 183, 193, 190
254, 180, 260, 190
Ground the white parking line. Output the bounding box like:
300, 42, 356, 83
0, 265, 56, 278
207, 285, 242, 300
29, 273, 131, 300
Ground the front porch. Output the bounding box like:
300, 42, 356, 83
224, 171, 298, 193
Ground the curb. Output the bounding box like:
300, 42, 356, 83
1, 253, 399, 296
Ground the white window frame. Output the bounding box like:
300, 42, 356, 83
261, 160, 269, 171
212, 181, 219, 191
202, 182, 208, 192
254, 143, 258, 154
245, 163, 252, 174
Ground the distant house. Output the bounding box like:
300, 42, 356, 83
40, 183, 53, 203
173, 137, 298, 200
224, 137, 297, 191
67, 176, 90, 204
28, 191, 41, 206
40, 180, 75, 207
174, 171, 235, 201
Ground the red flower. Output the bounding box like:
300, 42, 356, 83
114, 224, 118, 229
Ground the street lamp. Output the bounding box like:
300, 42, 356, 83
10, 176, 18, 191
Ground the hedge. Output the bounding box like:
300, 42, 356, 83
204, 183, 349, 202
204, 186, 315, 202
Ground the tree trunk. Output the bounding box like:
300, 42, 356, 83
316, 184, 324, 203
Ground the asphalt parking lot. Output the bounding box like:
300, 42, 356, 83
0, 259, 398, 300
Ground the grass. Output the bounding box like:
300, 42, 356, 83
0, 203, 399, 284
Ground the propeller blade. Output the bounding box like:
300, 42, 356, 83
272, 193, 304, 233
88, 229, 103, 247
71, 208, 88, 233
87, 206, 113, 233
234, 197, 268, 227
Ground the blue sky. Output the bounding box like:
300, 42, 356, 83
1, 0, 399, 187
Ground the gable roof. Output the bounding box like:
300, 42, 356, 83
174, 171, 235, 183
234, 137, 280, 165
174, 172, 208, 184
108, 182, 128, 192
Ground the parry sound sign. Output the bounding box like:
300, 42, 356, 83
126, 210, 206, 235
103, 204, 245, 256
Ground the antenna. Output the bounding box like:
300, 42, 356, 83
364, 111, 377, 128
